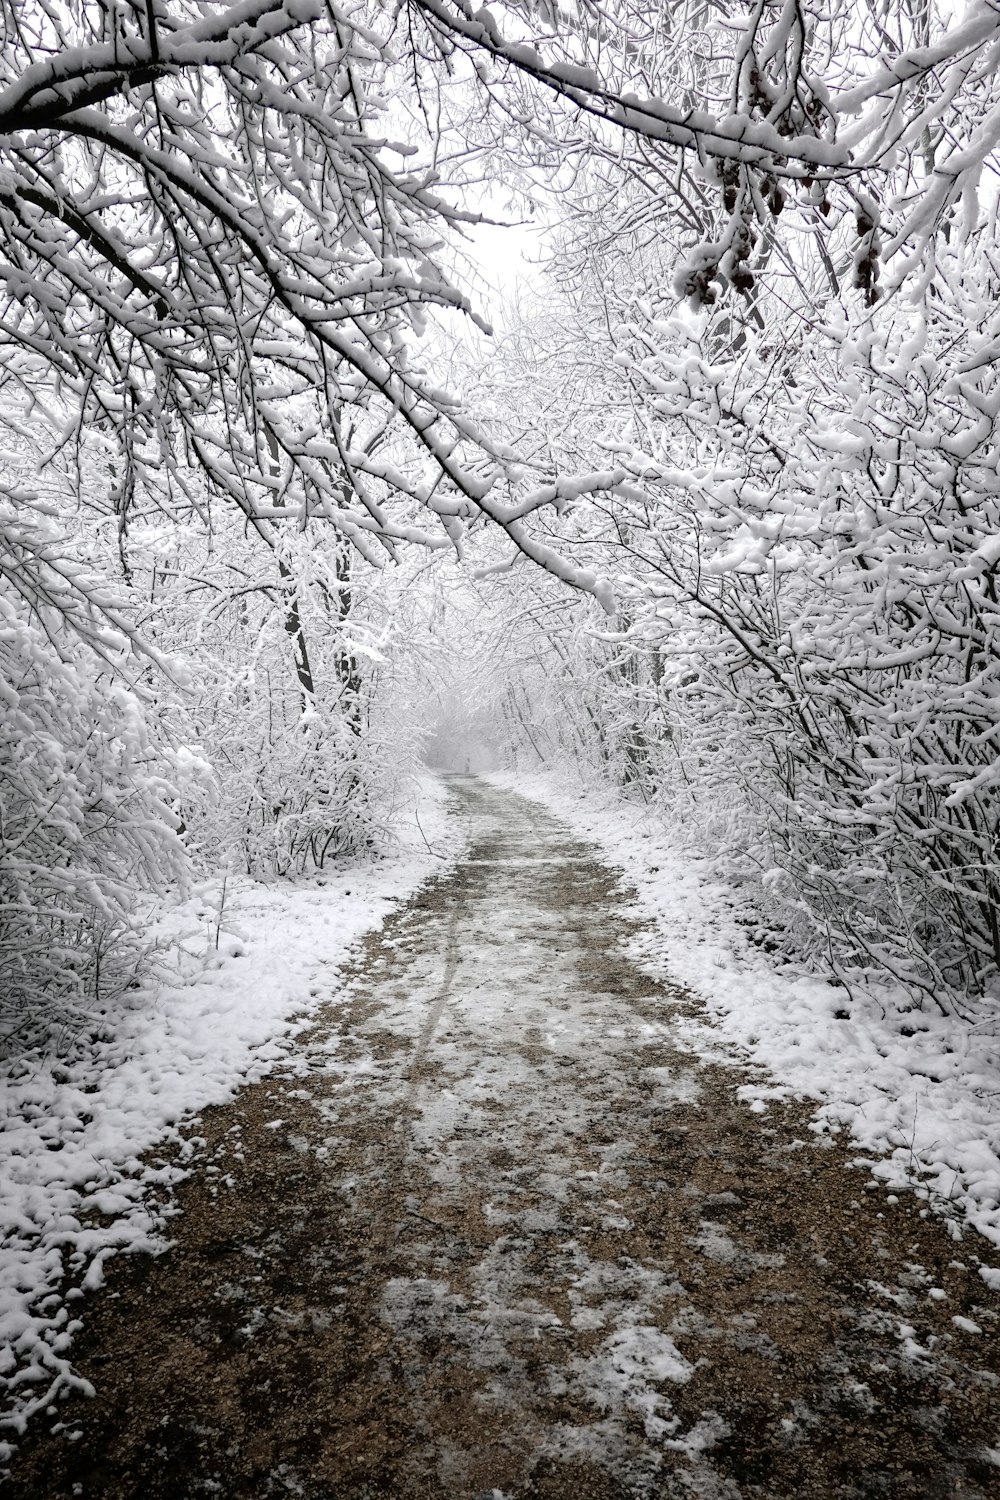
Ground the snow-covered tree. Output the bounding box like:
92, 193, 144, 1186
4, 0, 1000, 1018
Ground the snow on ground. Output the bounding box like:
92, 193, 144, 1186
0, 775, 465, 1457
490, 771, 1000, 1261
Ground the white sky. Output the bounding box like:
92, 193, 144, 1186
459, 211, 550, 334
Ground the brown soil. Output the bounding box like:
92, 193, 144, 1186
5, 778, 1000, 1499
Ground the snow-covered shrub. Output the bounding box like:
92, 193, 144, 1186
147, 518, 430, 878
600, 275, 1000, 1008
186, 679, 399, 878
0, 489, 189, 1044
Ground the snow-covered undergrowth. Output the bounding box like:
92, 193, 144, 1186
491, 772, 1000, 1260
0, 775, 464, 1459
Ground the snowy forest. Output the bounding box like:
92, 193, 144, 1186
7, 0, 1000, 1488
4, 0, 1000, 1028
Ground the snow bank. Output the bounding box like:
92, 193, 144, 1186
0, 775, 464, 1459
491, 771, 1000, 1261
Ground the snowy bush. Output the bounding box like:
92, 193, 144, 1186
186, 680, 401, 878
0, 488, 188, 1044
611, 286, 1000, 1008
140, 515, 432, 878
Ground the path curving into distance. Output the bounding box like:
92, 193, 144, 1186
9, 777, 1000, 1499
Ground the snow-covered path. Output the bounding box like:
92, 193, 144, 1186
9, 778, 1000, 1498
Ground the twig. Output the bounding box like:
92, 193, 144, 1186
214, 873, 228, 950
414, 806, 447, 860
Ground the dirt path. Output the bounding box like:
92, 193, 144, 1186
8, 777, 1000, 1498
